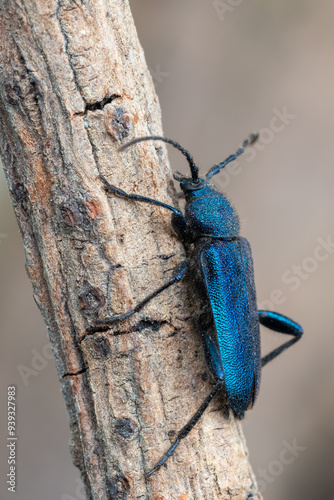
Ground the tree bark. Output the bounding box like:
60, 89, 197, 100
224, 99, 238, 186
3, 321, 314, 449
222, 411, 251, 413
0, 1, 261, 499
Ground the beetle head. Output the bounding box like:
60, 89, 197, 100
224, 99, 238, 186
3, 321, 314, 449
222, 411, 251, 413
173, 172, 216, 201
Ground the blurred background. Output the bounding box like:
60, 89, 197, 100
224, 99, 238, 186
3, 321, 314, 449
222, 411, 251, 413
1, 1, 334, 499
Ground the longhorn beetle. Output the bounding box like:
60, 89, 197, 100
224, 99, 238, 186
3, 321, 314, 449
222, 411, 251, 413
93, 133, 303, 478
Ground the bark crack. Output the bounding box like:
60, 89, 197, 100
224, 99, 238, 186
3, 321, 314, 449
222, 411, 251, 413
84, 93, 122, 113
83, 318, 168, 338
62, 366, 88, 379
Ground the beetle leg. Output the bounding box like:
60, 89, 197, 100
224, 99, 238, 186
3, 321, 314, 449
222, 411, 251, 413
100, 175, 186, 218
145, 379, 223, 479
258, 310, 303, 367
145, 326, 225, 478
100, 175, 188, 242
89, 263, 187, 331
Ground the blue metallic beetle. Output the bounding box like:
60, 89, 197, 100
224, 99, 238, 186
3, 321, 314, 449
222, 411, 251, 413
94, 134, 303, 477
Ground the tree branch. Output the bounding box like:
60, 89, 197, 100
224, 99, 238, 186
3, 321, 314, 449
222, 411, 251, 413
0, 1, 261, 498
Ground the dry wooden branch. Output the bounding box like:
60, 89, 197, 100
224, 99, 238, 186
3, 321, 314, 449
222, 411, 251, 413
0, 1, 261, 498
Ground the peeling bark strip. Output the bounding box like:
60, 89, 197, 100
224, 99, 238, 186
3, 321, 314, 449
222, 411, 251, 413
0, 1, 261, 499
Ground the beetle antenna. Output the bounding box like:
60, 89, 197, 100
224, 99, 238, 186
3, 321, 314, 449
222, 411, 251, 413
119, 136, 200, 182
205, 133, 259, 180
